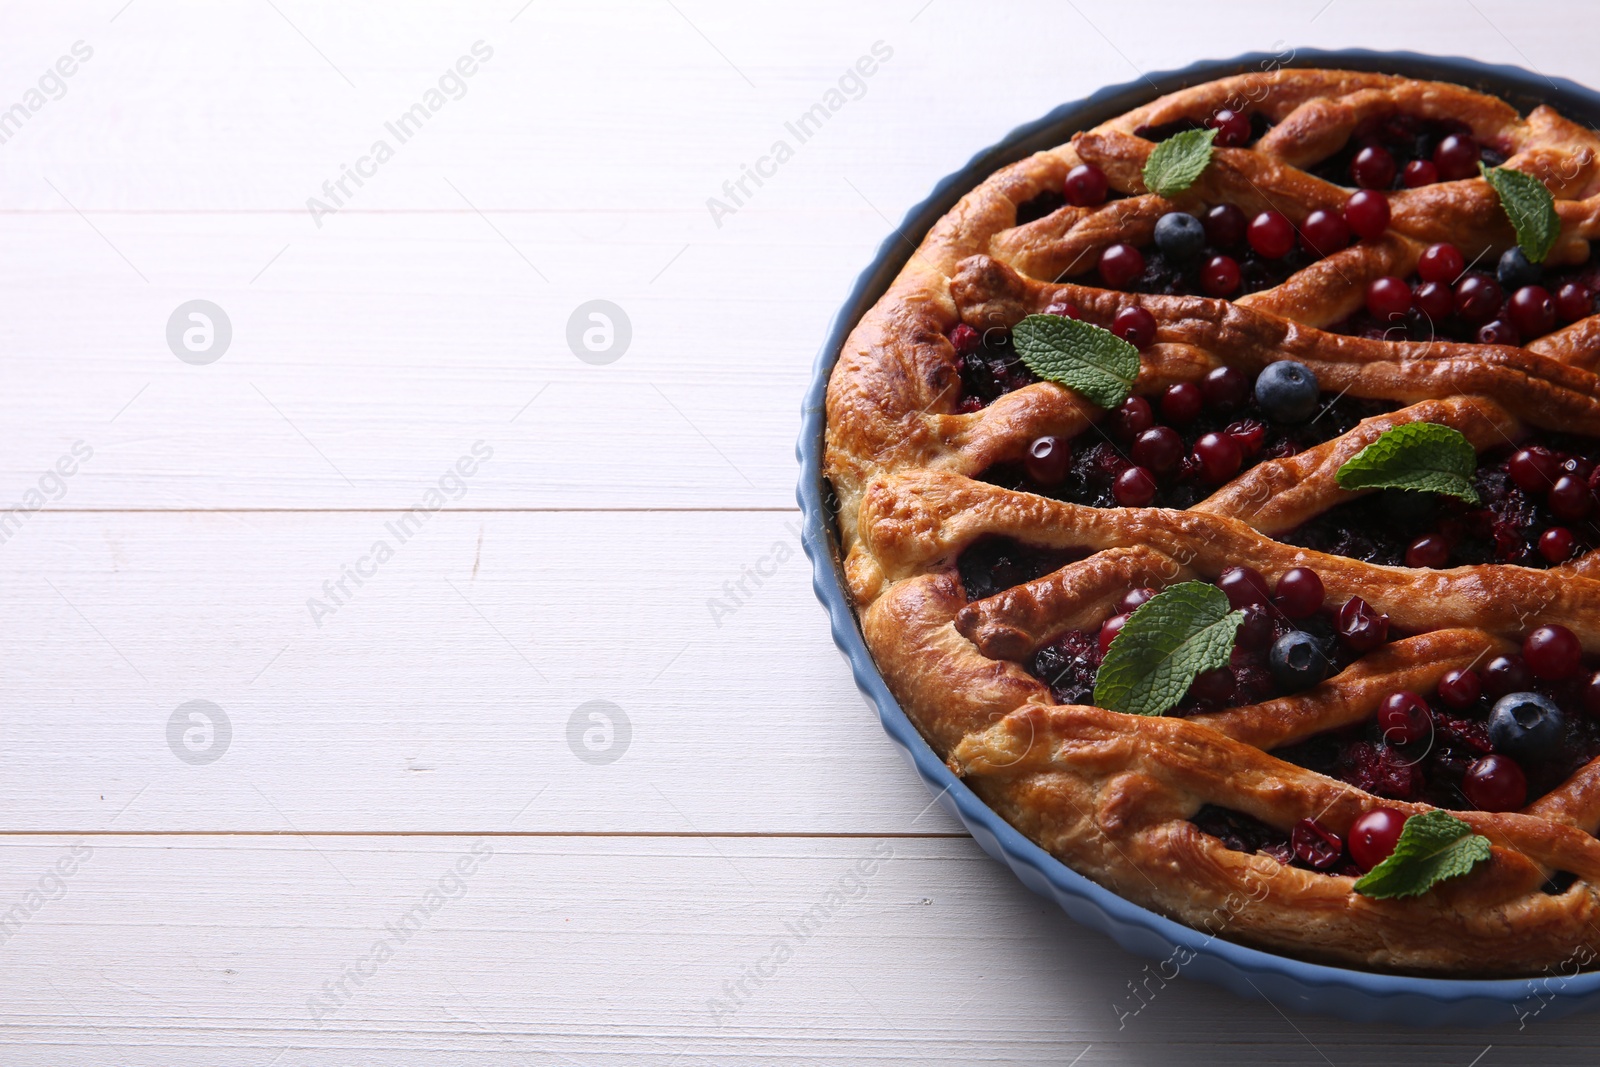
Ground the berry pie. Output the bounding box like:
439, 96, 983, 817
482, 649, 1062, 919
824, 68, 1600, 975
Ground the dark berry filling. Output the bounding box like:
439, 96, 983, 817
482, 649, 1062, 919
956, 535, 1087, 601
954, 329, 1037, 412
1303, 114, 1507, 190
1188, 804, 1361, 876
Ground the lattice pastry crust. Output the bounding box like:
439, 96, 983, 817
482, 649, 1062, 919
824, 68, 1600, 975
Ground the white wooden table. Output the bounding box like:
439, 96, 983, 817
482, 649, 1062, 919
2, 1, 1597, 1061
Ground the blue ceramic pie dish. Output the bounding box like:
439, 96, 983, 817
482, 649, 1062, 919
796, 48, 1600, 1025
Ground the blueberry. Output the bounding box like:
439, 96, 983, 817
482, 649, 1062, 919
1269, 631, 1329, 692
1254, 360, 1320, 423
1497, 247, 1543, 291
1154, 211, 1205, 263
1488, 691, 1564, 761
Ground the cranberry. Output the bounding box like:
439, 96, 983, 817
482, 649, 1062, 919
949, 323, 980, 356
1524, 624, 1583, 680
1132, 426, 1185, 473
1203, 204, 1247, 248
1247, 210, 1295, 259
1550, 474, 1592, 520
1198, 366, 1246, 412
1098, 613, 1130, 655
1273, 567, 1324, 619
1405, 533, 1451, 568
1120, 587, 1158, 613
1508, 446, 1559, 492
1218, 566, 1272, 610
1064, 163, 1108, 207
1438, 667, 1482, 709
1402, 159, 1439, 187
1208, 108, 1251, 147
1378, 691, 1432, 744
1025, 435, 1072, 485
1351, 145, 1396, 189
1291, 818, 1344, 871
1587, 672, 1600, 718
1348, 808, 1406, 870
1556, 282, 1593, 323
1477, 319, 1520, 346
1194, 432, 1242, 483
1099, 243, 1145, 288
1044, 299, 1081, 319
1188, 666, 1236, 703
1112, 305, 1157, 349
1114, 466, 1157, 506
1454, 274, 1504, 326
1418, 243, 1465, 283
1508, 285, 1557, 338
1226, 419, 1266, 457
1540, 526, 1577, 562
1433, 134, 1480, 181
1300, 209, 1350, 258
1236, 604, 1274, 650
1201, 254, 1241, 296
1336, 595, 1390, 652
1344, 190, 1391, 240
1366, 276, 1412, 320
1464, 754, 1527, 811
1412, 280, 1454, 322
1161, 382, 1204, 425
1483, 653, 1532, 697
1112, 396, 1154, 440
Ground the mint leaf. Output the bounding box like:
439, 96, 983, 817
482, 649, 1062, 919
1481, 163, 1560, 264
1353, 810, 1492, 899
1093, 581, 1243, 716
1013, 314, 1140, 410
1335, 422, 1480, 503
1142, 127, 1217, 197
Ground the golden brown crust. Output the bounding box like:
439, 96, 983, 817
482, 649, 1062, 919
824, 68, 1600, 976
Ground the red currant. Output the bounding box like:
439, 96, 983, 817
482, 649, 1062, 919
1405, 534, 1451, 568
1348, 808, 1406, 870
1351, 145, 1396, 189
1402, 159, 1438, 187
1508, 285, 1556, 338
1203, 204, 1247, 248
1025, 435, 1072, 485
1201, 255, 1241, 297
1113, 305, 1156, 349
1366, 276, 1412, 320
1217, 566, 1272, 610
1098, 612, 1130, 655
1483, 654, 1531, 697
1336, 595, 1390, 652
1236, 604, 1274, 650
1208, 108, 1251, 147
1550, 474, 1592, 521
1188, 666, 1236, 704
1300, 209, 1350, 258
1556, 282, 1593, 323
1412, 280, 1454, 322
1247, 210, 1295, 259
1418, 242, 1465, 283
1378, 691, 1432, 744
1120, 587, 1158, 613
1344, 190, 1391, 240
1437, 667, 1481, 709
1111, 396, 1154, 441
1508, 446, 1559, 492
1099, 243, 1145, 288
1524, 624, 1583, 680
1463, 754, 1527, 812
1132, 426, 1185, 473
1273, 566, 1324, 619
1539, 526, 1577, 562
1433, 134, 1480, 181
1161, 382, 1204, 425
1064, 163, 1108, 207
1454, 274, 1504, 326
1193, 432, 1242, 483
1114, 466, 1157, 506
1202, 366, 1249, 410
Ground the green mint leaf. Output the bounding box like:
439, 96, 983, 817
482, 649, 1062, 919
1092, 581, 1243, 716
1334, 422, 1480, 503
1012, 314, 1140, 410
1353, 810, 1492, 899
1480, 163, 1560, 263
1142, 127, 1217, 197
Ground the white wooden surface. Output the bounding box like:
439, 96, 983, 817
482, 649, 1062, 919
5, 1, 1600, 1062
